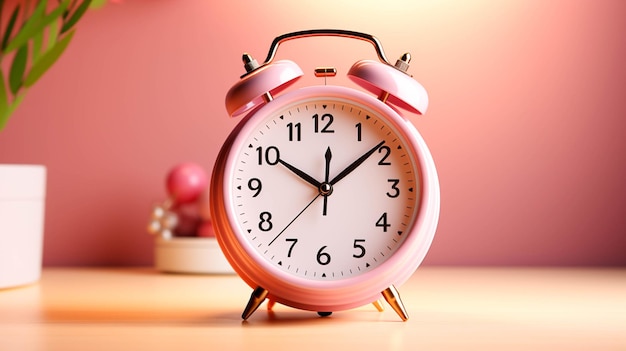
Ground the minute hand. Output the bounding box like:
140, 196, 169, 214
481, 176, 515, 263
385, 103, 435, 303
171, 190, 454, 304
330, 140, 385, 185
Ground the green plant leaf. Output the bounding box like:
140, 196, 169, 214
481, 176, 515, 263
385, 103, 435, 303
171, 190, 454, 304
45, 0, 70, 52
10, 93, 26, 115
61, 0, 92, 34
1, 5, 21, 51
63, 0, 75, 20
90, 0, 107, 9
32, 30, 44, 62
23, 29, 76, 88
47, 15, 60, 51
4, 0, 70, 54
9, 44, 29, 94
0, 91, 25, 131
0, 71, 10, 131
4, 0, 48, 53
57, 0, 73, 18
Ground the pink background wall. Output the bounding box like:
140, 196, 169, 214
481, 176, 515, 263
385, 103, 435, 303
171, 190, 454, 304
1, 0, 625, 266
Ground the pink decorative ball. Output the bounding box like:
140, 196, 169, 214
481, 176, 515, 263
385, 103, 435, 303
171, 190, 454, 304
198, 220, 216, 237
166, 163, 208, 204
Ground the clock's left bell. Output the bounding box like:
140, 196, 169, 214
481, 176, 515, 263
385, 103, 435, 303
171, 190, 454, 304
225, 55, 303, 118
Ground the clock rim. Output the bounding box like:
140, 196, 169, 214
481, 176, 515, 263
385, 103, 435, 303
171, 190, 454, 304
211, 85, 440, 312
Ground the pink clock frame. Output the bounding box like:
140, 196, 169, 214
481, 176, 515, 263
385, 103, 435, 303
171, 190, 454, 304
210, 85, 440, 318
211, 29, 439, 321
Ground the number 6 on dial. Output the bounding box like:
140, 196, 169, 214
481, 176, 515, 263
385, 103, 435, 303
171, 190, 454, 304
210, 29, 440, 321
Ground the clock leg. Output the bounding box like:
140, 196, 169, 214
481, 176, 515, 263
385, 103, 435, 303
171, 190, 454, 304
372, 299, 385, 312
242, 286, 269, 320
381, 285, 409, 321
267, 298, 276, 310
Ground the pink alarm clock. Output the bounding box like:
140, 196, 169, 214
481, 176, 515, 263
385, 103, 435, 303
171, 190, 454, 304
210, 30, 440, 321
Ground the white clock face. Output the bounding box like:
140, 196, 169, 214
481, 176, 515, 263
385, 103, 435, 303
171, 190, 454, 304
227, 94, 421, 281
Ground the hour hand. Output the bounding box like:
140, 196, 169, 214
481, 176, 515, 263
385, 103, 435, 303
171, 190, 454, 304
278, 158, 321, 188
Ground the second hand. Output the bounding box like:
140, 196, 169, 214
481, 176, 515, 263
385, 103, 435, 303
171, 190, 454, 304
268, 193, 321, 246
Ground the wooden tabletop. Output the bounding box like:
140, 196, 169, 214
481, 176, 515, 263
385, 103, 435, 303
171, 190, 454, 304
1, 267, 624, 350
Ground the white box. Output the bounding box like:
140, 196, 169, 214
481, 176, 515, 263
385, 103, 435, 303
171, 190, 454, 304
0, 164, 46, 289
154, 236, 235, 274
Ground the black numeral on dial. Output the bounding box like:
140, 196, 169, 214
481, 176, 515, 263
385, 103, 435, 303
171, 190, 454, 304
375, 212, 390, 232
378, 145, 391, 165
286, 238, 298, 257
256, 146, 280, 165
287, 122, 301, 141
316, 246, 331, 265
248, 178, 262, 197
312, 113, 334, 133
386, 179, 400, 198
353, 239, 366, 258
258, 211, 273, 231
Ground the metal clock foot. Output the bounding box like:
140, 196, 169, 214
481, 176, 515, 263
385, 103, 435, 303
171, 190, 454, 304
381, 285, 409, 321
372, 299, 385, 312
317, 311, 332, 317
242, 286, 269, 320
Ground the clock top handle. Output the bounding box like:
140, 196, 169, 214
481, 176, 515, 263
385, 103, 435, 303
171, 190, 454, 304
261, 29, 393, 67
263, 30, 429, 115
226, 29, 428, 117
